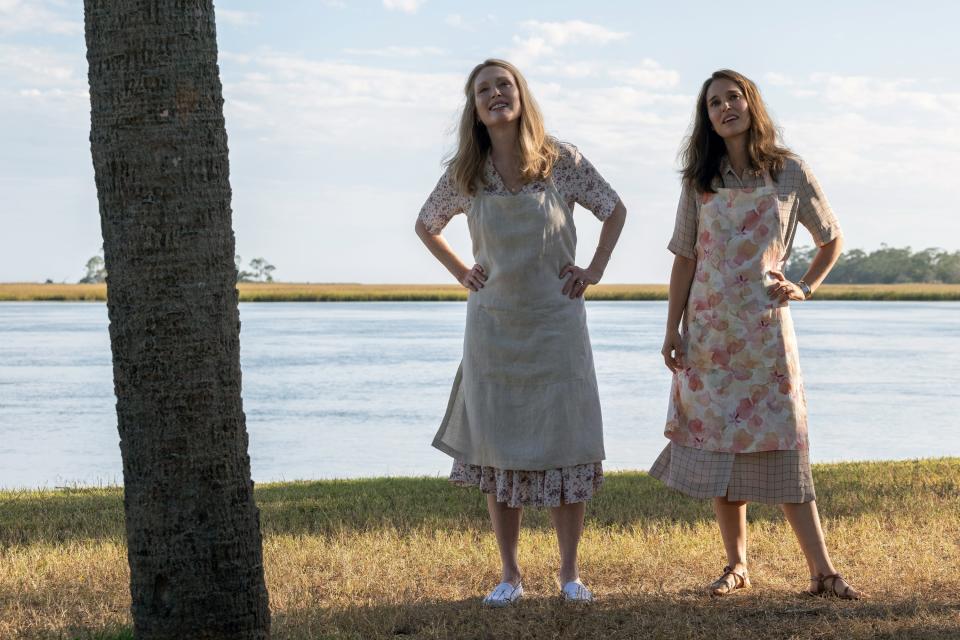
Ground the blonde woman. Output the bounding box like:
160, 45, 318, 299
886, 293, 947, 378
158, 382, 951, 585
651, 69, 862, 599
416, 59, 627, 605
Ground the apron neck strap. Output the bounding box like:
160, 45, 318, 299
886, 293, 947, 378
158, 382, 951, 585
761, 169, 774, 189
538, 173, 560, 198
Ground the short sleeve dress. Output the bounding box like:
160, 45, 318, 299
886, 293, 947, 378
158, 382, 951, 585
419, 142, 620, 508
649, 155, 841, 504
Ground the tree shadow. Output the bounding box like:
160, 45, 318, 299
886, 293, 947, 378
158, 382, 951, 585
269, 593, 960, 640
43, 595, 960, 640
66, 628, 133, 640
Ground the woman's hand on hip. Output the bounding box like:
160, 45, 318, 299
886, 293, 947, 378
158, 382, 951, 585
661, 328, 683, 373
560, 264, 600, 299
766, 270, 805, 304
459, 264, 486, 291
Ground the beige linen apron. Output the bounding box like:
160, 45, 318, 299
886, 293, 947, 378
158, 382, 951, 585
665, 173, 808, 453
432, 180, 605, 470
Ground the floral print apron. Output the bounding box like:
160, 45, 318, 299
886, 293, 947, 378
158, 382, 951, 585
665, 173, 808, 453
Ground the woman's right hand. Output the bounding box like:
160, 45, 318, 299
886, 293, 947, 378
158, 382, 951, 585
661, 328, 683, 373
459, 264, 486, 291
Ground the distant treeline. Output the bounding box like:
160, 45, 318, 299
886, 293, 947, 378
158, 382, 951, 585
786, 246, 960, 284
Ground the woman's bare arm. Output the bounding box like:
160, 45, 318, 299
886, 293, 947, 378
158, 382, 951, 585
801, 236, 843, 292
661, 254, 697, 371
414, 219, 486, 291
560, 199, 627, 298
768, 236, 844, 303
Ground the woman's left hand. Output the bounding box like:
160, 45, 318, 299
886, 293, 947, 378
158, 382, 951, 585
560, 264, 601, 299
767, 270, 805, 304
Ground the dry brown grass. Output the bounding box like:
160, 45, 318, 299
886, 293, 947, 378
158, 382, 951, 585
0, 284, 109, 302
1, 459, 958, 639
4, 282, 960, 302
810, 283, 960, 300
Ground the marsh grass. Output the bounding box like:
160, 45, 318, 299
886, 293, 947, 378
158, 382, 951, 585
3, 282, 960, 302
1, 459, 959, 639
0, 284, 109, 302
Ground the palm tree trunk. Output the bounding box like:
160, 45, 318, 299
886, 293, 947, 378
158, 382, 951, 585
84, 2, 270, 638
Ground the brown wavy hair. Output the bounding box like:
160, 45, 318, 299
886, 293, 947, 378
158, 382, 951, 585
680, 69, 792, 193
446, 59, 559, 196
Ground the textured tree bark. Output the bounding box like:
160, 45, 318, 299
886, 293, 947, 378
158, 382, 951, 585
84, 2, 271, 638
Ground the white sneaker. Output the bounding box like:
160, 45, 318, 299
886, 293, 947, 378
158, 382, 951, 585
483, 581, 523, 607
560, 579, 593, 603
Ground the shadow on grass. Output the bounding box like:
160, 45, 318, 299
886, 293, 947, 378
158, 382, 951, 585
67, 627, 133, 640
54, 596, 960, 640
268, 594, 960, 640
2, 459, 957, 545
54, 595, 960, 640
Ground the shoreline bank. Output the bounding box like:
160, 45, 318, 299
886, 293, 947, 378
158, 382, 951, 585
3, 282, 960, 302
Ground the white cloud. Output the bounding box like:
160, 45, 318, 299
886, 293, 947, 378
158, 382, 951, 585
787, 112, 960, 184
444, 12, 500, 31
0, 44, 85, 91
813, 73, 958, 115
217, 9, 261, 27
521, 19, 628, 46
609, 59, 680, 89
0, 0, 81, 35
220, 50, 463, 152
767, 72, 960, 116
509, 36, 551, 64
383, 0, 426, 14
758, 72, 960, 189
538, 82, 692, 156
216, 45, 694, 165
342, 45, 446, 58
535, 62, 599, 79
17, 87, 86, 100
763, 71, 794, 87
507, 20, 628, 66
218, 46, 693, 168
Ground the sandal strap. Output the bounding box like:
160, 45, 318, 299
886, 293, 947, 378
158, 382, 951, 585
714, 565, 746, 591
812, 572, 847, 596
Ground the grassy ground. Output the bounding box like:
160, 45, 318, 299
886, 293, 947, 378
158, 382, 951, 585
1, 458, 958, 639
3, 282, 960, 302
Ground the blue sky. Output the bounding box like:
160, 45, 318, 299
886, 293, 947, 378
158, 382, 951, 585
2, 0, 959, 283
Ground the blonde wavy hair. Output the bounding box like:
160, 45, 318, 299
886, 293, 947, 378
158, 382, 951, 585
446, 59, 559, 196
681, 69, 792, 194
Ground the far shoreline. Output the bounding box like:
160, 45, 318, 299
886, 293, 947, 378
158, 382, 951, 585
2, 282, 960, 302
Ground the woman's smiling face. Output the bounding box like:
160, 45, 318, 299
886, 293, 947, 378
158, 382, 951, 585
473, 65, 521, 128
706, 77, 750, 139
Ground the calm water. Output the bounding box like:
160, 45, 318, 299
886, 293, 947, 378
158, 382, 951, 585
0, 301, 958, 489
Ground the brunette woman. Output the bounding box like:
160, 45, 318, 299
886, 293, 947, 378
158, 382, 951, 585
415, 59, 626, 605
651, 69, 862, 599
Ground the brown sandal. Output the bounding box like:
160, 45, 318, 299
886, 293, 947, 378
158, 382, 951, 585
708, 565, 751, 596
807, 572, 861, 600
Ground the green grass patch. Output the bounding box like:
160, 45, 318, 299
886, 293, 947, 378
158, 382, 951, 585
2, 458, 959, 639
3, 458, 958, 545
